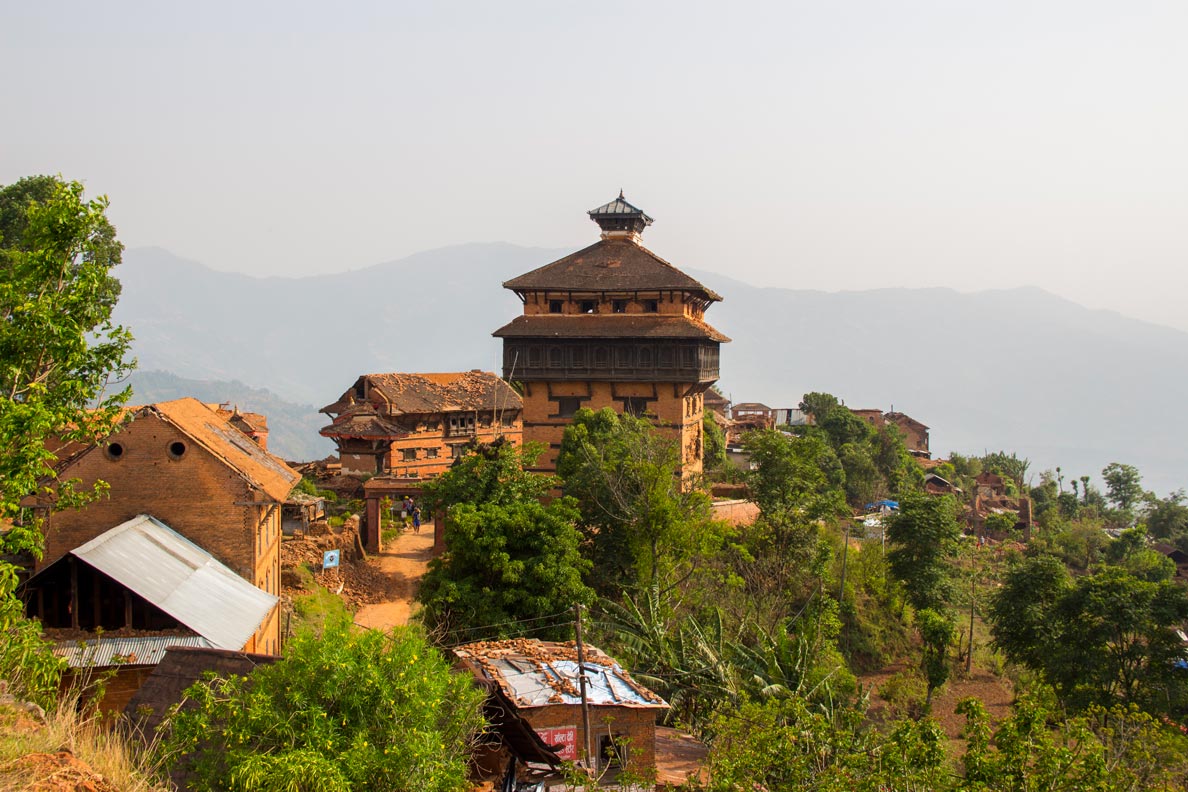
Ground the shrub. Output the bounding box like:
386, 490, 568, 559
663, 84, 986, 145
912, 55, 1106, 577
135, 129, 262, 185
162, 619, 484, 792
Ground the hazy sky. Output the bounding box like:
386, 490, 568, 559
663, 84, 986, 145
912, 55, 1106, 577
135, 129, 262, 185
4, 2, 1187, 329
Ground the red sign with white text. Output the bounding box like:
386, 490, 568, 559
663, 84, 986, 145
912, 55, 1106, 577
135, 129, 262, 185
537, 725, 577, 760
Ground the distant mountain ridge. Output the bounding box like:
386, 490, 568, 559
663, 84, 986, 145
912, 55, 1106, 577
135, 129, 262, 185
115, 244, 1188, 494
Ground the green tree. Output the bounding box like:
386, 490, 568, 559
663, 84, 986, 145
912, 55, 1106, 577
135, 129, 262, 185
557, 407, 718, 590
419, 436, 553, 512
416, 498, 592, 643
1102, 462, 1146, 518
989, 556, 1188, 712
0, 176, 133, 704
886, 494, 962, 613
161, 619, 485, 792
1146, 490, 1188, 543
918, 607, 955, 708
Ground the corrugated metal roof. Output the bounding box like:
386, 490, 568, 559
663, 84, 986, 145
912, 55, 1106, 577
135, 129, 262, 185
71, 515, 277, 650
54, 635, 213, 668
455, 640, 667, 710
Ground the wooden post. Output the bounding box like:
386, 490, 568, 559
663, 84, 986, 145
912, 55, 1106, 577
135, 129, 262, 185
69, 557, 79, 630
124, 589, 134, 629
575, 603, 594, 772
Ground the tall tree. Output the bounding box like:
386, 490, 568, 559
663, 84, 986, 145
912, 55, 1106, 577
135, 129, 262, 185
416, 439, 591, 643
886, 494, 962, 614
0, 176, 133, 705
557, 407, 718, 590
1102, 462, 1145, 515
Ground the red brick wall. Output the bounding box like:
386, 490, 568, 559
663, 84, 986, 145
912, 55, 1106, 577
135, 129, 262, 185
520, 380, 704, 477
522, 703, 659, 773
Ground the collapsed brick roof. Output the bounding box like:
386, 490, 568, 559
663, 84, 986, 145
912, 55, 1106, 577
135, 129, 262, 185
319, 403, 409, 440
493, 314, 730, 343
502, 238, 722, 301
322, 371, 523, 418
454, 638, 667, 710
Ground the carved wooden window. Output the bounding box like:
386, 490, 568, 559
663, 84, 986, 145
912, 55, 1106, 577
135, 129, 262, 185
571, 346, 587, 367
637, 347, 653, 367
528, 346, 543, 367
594, 347, 610, 368
548, 347, 564, 368
658, 346, 675, 368
616, 347, 632, 368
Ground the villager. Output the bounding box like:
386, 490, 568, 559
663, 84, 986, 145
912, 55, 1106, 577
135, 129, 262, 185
413, 505, 422, 533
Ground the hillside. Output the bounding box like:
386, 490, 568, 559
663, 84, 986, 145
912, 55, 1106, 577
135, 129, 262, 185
115, 245, 1188, 492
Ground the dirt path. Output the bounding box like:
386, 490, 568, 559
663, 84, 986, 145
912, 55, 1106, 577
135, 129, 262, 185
353, 525, 435, 630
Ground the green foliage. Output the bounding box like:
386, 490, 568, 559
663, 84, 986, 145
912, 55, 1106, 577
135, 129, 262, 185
958, 694, 1188, 791
557, 407, 720, 590
0, 565, 65, 709
980, 451, 1030, 491
0, 176, 133, 706
419, 437, 553, 511
689, 696, 948, 792
1146, 490, 1188, 544
701, 410, 727, 472
917, 608, 955, 706
886, 494, 962, 613
161, 619, 484, 792
0, 176, 133, 555
982, 511, 1019, 537
989, 555, 1188, 713
416, 499, 591, 643
742, 429, 846, 523
1102, 462, 1146, 516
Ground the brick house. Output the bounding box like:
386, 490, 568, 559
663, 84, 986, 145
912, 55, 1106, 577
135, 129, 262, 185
319, 371, 523, 477
493, 194, 729, 477
26, 397, 299, 655
454, 639, 668, 776
851, 408, 931, 458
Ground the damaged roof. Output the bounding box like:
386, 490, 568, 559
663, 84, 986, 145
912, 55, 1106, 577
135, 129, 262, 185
325, 371, 523, 418
65, 514, 278, 650
454, 639, 667, 710
502, 239, 722, 301
319, 403, 410, 440
147, 399, 299, 502
493, 314, 730, 343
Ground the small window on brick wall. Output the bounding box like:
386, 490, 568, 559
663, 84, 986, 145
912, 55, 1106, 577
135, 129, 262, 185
450, 444, 466, 459
426, 447, 439, 459
549, 300, 563, 314
612, 299, 627, 313
400, 448, 417, 462
580, 300, 597, 314
556, 397, 581, 418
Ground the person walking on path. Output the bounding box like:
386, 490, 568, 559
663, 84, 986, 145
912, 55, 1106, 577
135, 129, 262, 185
412, 505, 422, 533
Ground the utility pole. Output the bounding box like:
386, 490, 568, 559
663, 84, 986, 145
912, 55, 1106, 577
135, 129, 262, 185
574, 603, 594, 773
966, 574, 976, 673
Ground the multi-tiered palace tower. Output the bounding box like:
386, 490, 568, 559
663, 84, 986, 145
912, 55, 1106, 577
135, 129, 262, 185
493, 193, 729, 476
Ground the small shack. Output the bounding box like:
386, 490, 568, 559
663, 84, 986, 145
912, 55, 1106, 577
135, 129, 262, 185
21, 514, 279, 713
454, 639, 668, 777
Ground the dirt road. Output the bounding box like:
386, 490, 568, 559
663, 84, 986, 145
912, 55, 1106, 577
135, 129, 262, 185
353, 526, 434, 630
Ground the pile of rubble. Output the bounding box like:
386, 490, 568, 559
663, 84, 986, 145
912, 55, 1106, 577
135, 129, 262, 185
280, 517, 398, 609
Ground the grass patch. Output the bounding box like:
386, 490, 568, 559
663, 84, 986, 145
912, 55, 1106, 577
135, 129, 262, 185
0, 691, 167, 791
286, 564, 351, 639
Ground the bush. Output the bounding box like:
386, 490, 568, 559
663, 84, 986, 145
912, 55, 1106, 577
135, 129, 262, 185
162, 619, 484, 792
